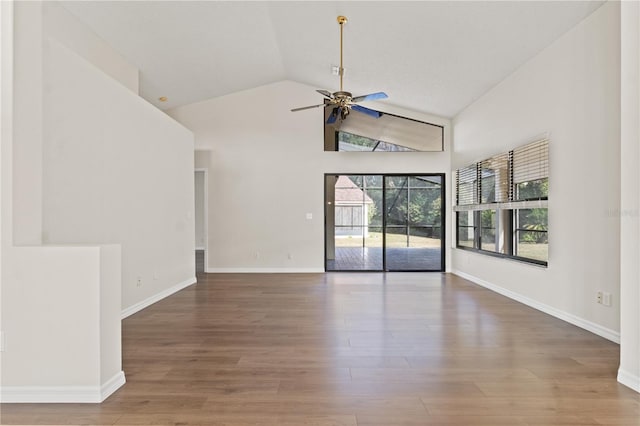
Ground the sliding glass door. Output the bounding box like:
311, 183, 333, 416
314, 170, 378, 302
325, 175, 383, 270
384, 175, 443, 271
325, 174, 444, 272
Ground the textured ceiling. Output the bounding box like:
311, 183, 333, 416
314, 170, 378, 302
61, 1, 604, 117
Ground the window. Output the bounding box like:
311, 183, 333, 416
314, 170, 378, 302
513, 139, 549, 201
454, 139, 549, 265
480, 153, 509, 203
515, 208, 548, 262
337, 131, 416, 152
324, 108, 444, 152
480, 210, 497, 252
456, 210, 476, 249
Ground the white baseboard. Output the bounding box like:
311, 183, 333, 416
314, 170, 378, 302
0, 371, 125, 403
452, 270, 621, 344
205, 268, 325, 273
121, 277, 197, 319
101, 371, 126, 401
617, 368, 640, 393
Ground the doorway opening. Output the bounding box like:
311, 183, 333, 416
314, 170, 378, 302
325, 174, 445, 271
194, 169, 208, 274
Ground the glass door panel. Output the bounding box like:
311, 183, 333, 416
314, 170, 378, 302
326, 175, 383, 271
384, 175, 443, 271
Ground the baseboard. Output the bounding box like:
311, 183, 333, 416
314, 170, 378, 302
101, 371, 126, 401
617, 368, 640, 393
0, 371, 125, 403
205, 268, 325, 273
452, 270, 621, 344
121, 277, 197, 319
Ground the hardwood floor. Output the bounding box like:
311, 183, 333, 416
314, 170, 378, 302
2, 271, 639, 425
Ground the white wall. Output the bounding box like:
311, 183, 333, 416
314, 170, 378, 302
1, 245, 124, 403
169, 80, 451, 272
43, 2, 139, 94
1, 0, 194, 402
618, 0, 640, 393
42, 37, 196, 314
11, 1, 140, 246
0, 0, 127, 403
12, 1, 43, 245
451, 2, 621, 341
3, 9, 125, 397
0, 0, 14, 387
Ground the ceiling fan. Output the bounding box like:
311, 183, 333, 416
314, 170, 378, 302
291, 15, 388, 125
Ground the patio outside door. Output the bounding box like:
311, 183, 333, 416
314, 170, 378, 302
325, 174, 444, 271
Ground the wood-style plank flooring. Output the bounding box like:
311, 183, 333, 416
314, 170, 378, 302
2, 267, 639, 425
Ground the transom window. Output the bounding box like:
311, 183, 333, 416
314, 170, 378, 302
324, 107, 444, 152
337, 131, 416, 152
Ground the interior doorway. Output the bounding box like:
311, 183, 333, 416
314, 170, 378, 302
194, 169, 208, 274
325, 174, 445, 271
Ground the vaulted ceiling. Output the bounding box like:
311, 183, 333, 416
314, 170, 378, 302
61, 1, 604, 118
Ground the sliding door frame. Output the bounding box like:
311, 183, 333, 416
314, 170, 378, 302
324, 173, 446, 272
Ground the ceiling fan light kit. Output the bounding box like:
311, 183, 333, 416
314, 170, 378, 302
291, 15, 388, 125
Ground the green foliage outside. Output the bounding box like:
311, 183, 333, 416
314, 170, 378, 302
338, 132, 414, 152
335, 232, 441, 248
340, 132, 377, 149
345, 176, 443, 240
517, 178, 548, 201
517, 178, 548, 244
481, 210, 494, 229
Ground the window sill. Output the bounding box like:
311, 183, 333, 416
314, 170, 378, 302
454, 245, 548, 268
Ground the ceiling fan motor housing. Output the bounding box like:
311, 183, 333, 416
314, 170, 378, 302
333, 91, 353, 106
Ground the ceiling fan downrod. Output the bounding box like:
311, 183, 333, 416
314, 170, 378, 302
337, 15, 347, 93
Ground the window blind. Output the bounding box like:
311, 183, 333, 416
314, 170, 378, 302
456, 164, 478, 205
454, 138, 549, 209
513, 139, 549, 185
480, 152, 509, 203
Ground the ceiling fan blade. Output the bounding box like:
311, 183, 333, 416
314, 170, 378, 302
291, 103, 326, 112
352, 104, 383, 118
326, 107, 339, 124
351, 92, 388, 103
316, 89, 334, 99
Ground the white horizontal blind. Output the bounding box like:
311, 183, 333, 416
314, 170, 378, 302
456, 165, 478, 205
454, 138, 549, 209
480, 152, 509, 203
513, 139, 549, 184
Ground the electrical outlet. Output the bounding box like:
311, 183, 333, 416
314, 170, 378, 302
331, 65, 340, 75
596, 291, 603, 304
136, 277, 143, 287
